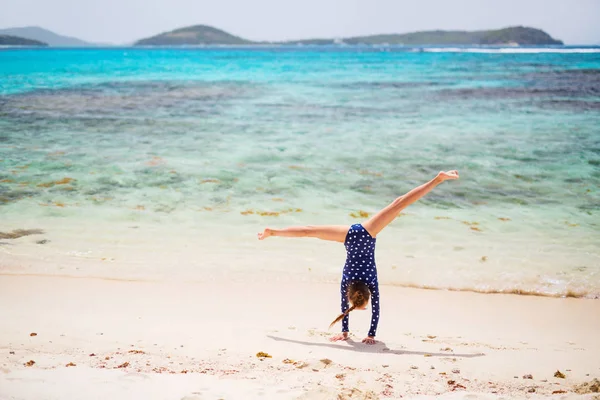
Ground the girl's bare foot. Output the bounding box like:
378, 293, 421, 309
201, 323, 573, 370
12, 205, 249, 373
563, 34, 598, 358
362, 336, 376, 345
329, 332, 349, 342
257, 228, 272, 240
437, 170, 459, 181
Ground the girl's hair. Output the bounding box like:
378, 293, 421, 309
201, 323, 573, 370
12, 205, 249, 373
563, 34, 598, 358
329, 281, 370, 329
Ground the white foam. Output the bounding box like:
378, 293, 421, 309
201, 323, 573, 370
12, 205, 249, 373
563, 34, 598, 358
419, 47, 600, 54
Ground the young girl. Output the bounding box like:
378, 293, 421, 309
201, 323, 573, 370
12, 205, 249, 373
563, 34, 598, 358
258, 170, 459, 344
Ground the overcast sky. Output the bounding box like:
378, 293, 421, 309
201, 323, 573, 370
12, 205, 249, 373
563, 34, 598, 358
1, 0, 598, 45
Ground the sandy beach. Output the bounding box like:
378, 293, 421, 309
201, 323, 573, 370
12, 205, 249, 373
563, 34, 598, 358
1, 274, 599, 399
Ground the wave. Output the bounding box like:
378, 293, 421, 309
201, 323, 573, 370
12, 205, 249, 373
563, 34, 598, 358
419, 47, 600, 54
393, 283, 600, 299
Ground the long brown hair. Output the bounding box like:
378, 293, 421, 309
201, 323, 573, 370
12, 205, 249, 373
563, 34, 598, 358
329, 281, 370, 329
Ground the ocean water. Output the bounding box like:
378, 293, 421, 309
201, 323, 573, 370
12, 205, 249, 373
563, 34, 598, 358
1, 46, 599, 298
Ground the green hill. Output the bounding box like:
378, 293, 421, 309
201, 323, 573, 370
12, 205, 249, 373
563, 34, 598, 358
135, 25, 251, 46
0, 34, 47, 46
133, 25, 563, 46
0, 27, 95, 47
477, 26, 562, 45
286, 26, 563, 46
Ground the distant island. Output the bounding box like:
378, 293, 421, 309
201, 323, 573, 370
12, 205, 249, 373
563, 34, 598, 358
288, 26, 563, 46
0, 34, 47, 46
0, 27, 96, 47
0, 24, 565, 47
135, 25, 252, 46
135, 25, 563, 46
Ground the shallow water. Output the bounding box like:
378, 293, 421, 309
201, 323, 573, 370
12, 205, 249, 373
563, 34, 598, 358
1, 46, 599, 297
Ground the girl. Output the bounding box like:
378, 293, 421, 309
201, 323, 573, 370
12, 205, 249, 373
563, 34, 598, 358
258, 170, 459, 344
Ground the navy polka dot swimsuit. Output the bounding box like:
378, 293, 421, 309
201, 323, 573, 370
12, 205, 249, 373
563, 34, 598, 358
341, 224, 380, 337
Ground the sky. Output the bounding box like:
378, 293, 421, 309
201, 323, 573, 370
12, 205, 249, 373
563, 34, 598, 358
1, 0, 599, 45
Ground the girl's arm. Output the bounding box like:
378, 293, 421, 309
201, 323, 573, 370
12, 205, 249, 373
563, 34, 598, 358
363, 281, 380, 344
258, 225, 348, 242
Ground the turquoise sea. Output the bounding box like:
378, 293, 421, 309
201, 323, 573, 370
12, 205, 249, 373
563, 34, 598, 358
1, 46, 599, 298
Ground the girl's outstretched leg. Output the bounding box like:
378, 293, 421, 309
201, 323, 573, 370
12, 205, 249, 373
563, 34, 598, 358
362, 170, 459, 237
258, 225, 349, 243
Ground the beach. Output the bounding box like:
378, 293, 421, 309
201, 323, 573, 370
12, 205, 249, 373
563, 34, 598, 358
1, 45, 599, 398
1, 275, 599, 399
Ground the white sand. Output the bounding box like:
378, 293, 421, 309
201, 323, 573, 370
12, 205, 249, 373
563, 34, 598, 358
1, 275, 599, 399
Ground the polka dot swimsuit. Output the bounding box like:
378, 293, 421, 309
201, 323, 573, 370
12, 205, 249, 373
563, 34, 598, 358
341, 224, 380, 337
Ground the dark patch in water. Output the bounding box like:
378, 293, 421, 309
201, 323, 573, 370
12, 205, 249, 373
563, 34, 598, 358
333, 81, 440, 90
564, 177, 585, 183
432, 69, 600, 109
538, 99, 600, 112
514, 174, 535, 182
435, 86, 600, 102
500, 154, 541, 163
259, 102, 392, 114
255, 102, 403, 121
578, 203, 600, 212
520, 69, 600, 95
0, 80, 260, 120
0, 229, 44, 239
84, 187, 112, 196
0, 187, 38, 205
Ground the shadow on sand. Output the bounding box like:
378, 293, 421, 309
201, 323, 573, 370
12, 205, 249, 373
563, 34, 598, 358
267, 335, 485, 358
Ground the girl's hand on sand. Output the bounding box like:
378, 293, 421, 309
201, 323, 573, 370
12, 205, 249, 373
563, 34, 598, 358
437, 170, 459, 182
329, 332, 349, 342
362, 336, 377, 345
257, 228, 272, 240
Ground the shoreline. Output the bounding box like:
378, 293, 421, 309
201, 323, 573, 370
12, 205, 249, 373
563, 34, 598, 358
0, 271, 598, 300
1, 275, 599, 399
1, 210, 598, 300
